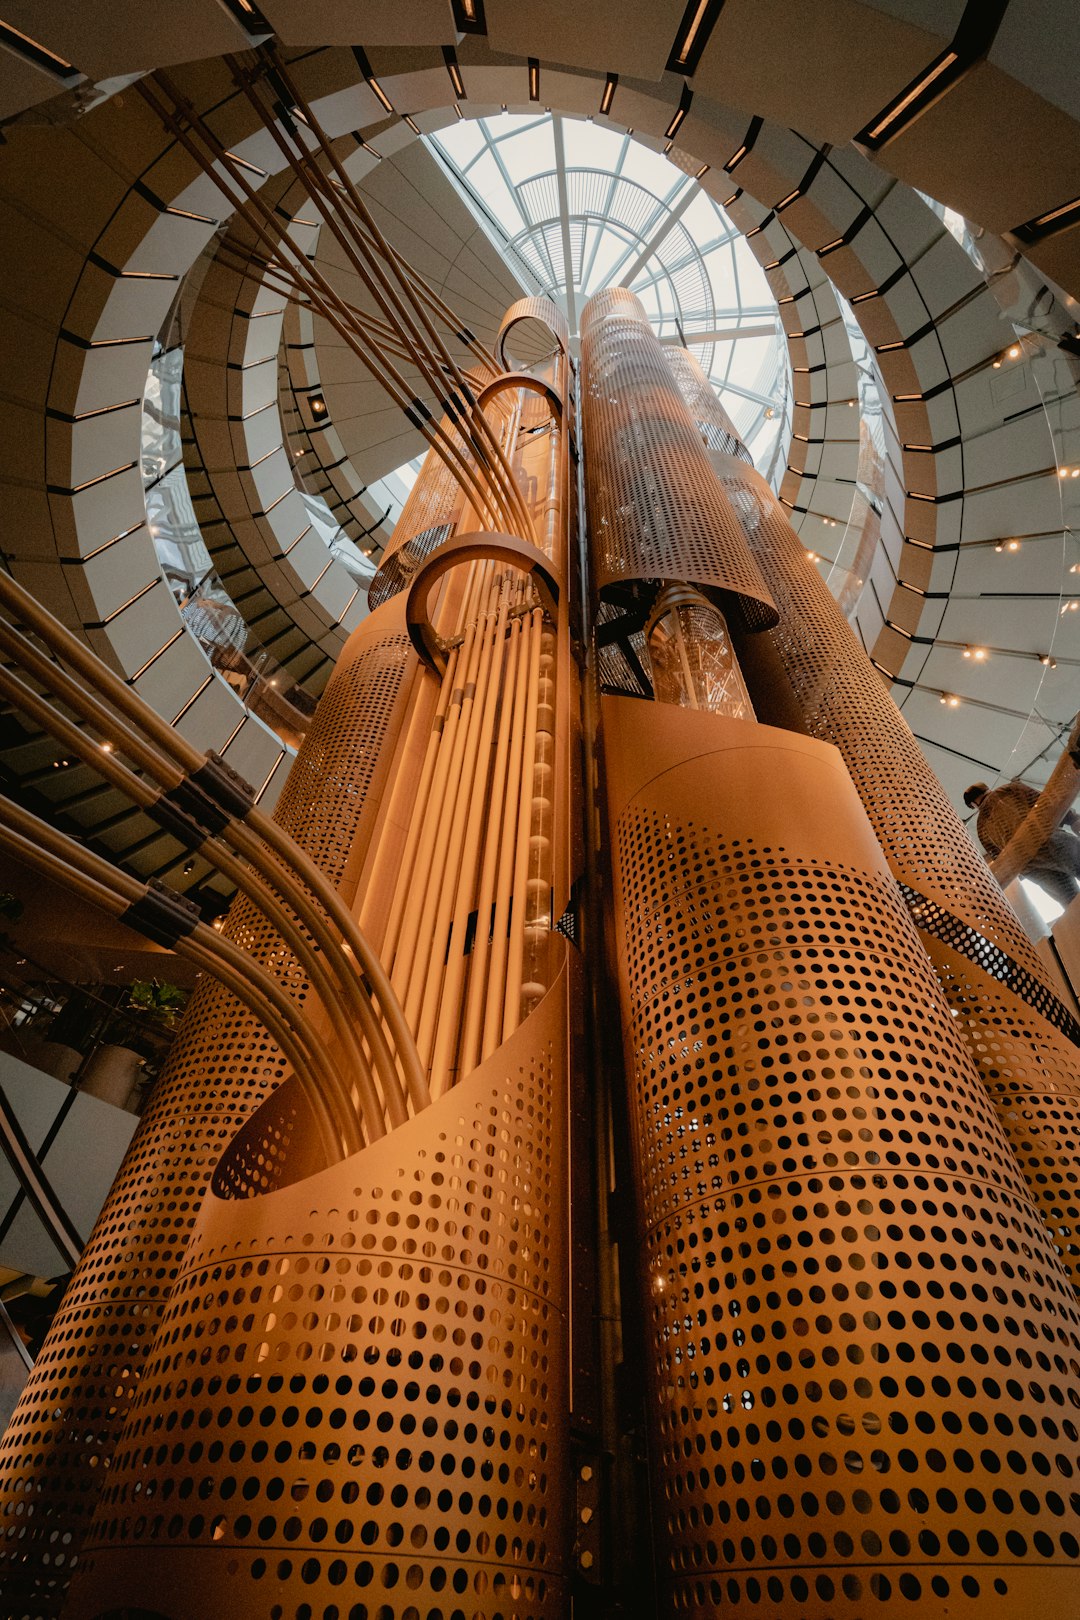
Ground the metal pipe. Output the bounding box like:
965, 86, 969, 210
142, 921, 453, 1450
137, 76, 507, 535
389, 563, 485, 1005
251, 51, 537, 546
368, 646, 460, 968
459, 614, 523, 1076
0, 809, 346, 1162
0, 566, 424, 1114
399, 565, 497, 1040
0, 629, 405, 1134
483, 606, 539, 1057
502, 606, 545, 1039
425, 575, 512, 1095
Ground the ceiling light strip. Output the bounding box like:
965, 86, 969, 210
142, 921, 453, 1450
723, 117, 762, 174
450, 0, 487, 34
443, 46, 466, 101
666, 0, 726, 76
352, 46, 395, 116
855, 0, 1010, 151
664, 84, 693, 141
0, 18, 79, 79
1013, 192, 1080, 246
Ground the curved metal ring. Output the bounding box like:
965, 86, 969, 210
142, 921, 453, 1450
476, 371, 563, 417
495, 295, 570, 370
404, 531, 561, 673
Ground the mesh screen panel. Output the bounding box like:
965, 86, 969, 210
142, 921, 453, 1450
663, 346, 753, 463
579, 289, 777, 629
603, 698, 1080, 1617
709, 450, 1080, 1282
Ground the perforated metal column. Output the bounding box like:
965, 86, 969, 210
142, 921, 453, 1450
709, 450, 1080, 1287
578, 288, 777, 625
0, 611, 416, 1615
602, 695, 1080, 1617
66, 950, 572, 1619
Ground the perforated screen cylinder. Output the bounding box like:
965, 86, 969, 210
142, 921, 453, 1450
0, 607, 417, 1615
663, 345, 754, 465
602, 695, 1080, 1618
65, 950, 572, 1620
706, 449, 1080, 1287
578, 288, 778, 629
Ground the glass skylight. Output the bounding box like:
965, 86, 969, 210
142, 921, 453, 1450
429, 112, 790, 475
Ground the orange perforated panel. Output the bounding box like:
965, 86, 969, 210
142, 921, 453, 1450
579, 289, 777, 628
602, 695, 1080, 1618
663, 345, 753, 463
66, 951, 572, 1620
708, 450, 1080, 1283
0, 612, 417, 1615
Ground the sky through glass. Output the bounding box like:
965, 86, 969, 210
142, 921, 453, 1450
429, 112, 790, 473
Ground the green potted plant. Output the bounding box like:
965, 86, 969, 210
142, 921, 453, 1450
79, 978, 187, 1110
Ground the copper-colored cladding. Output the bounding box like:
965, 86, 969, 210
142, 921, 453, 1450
8, 290, 579, 1614
663, 344, 753, 463
579, 288, 777, 627
602, 694, 1080, 1616
705, 447, 1080, 1284
67, 947, 573, 1618
0, 609, 418, 1613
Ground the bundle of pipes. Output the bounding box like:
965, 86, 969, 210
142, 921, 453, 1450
361, 556, 556, 1100
135, 42, 537, 545
0, 566, 424, 1158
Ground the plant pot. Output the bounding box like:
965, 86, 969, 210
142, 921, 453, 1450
78, 1044, 143, 1110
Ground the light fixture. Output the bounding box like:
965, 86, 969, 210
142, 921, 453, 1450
309, 393, 327, 417
1041, 654, 1057, 668
599, 74, 618, 117
666, 0, 724, 75
220, 0, 272, 29
1059, 466, 1071, 478
664, 83, 693, 141
695, 163, 709, 180
859, 49, 960, 148
528, 58, 540, 102
1008, 344, 1021, 359
403, 114, 421, 135
450, 0, 487, 33
442, 46, 466, 101
0, 18, 79, 78
720, 116, 763, 175
962, 647, 987, 661
1014, 191, 1080, 245
351, 47, 394, 116
940, 693, 961, 706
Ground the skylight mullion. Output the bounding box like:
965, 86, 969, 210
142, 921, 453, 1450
580, 132, 631, 292
484, 130, 531, 235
